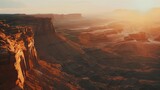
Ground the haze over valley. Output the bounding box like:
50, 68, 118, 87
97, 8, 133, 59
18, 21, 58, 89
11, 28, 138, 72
0, 0, 160, 90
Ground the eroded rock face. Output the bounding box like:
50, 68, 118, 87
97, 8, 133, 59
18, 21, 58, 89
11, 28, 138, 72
79, 29, 123, 46
124, 32, 148, 42
0, 16, 81, 90
0, 21, 38, 89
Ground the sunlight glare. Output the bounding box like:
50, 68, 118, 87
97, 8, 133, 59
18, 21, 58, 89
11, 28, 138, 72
133, 0, 155, 13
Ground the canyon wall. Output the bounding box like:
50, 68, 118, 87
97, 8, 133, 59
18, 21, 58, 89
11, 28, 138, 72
0, 15, 81, 90
0, 21, 38, 89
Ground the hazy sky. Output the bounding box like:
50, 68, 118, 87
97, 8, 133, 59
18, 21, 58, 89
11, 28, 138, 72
0, 0, 160, 15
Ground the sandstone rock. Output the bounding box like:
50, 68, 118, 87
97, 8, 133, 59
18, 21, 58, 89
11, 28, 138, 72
0, 16, 81, 90
0, 22, 38, 89
124, 32, 148, 42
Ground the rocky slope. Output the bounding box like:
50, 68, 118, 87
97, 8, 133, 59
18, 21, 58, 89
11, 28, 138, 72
2, 15, 106, 89
0, 17, 80, 90
57, 21, 160, 89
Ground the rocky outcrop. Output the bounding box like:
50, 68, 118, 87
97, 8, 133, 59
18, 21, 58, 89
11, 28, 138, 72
0, 15, 81, 90
79, 29, 123, 46
124, 32, 148, 42
0, 21, 38, 89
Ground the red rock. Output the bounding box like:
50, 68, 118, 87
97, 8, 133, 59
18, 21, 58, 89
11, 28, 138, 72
124, 32, 148, 42
0, 22, 38, 89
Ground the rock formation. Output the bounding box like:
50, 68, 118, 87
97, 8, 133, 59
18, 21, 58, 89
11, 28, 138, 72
79, 29, 123, 46
124, 32, 148, 42
0, 18, 80, 90
0, 21, 38, 89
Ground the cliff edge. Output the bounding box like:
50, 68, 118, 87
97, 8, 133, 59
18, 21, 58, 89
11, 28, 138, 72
0, 16, 80, 90
0, 21, 38, 89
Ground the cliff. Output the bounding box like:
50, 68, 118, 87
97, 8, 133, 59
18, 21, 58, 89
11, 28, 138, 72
0, 21, 38, 89
0, 15, 81, 90
3, 15, 84, 63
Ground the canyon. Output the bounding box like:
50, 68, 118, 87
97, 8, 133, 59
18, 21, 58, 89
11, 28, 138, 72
0, 14, 160, 90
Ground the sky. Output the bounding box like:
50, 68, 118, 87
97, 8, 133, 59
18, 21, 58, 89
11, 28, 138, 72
0, 0, 160, 15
